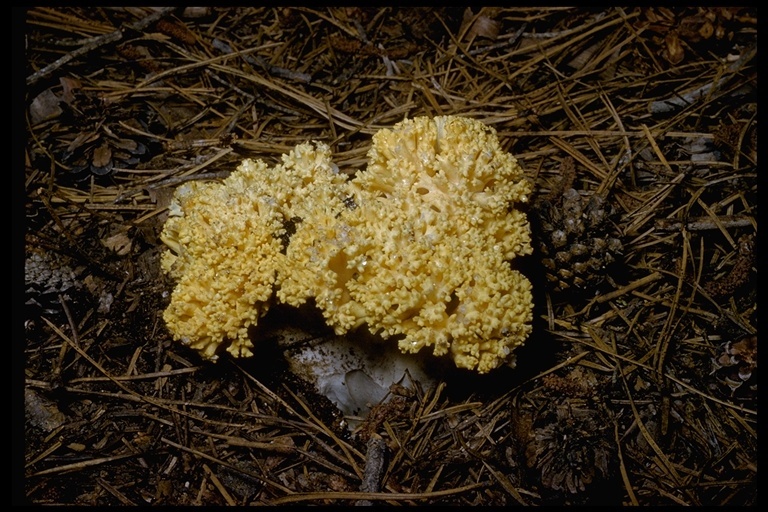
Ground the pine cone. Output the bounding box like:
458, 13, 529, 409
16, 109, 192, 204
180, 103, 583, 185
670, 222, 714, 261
711, 335, 757, 393
528, 403, 613, 494
25, 249, 82, 298
533, 187, 623, 292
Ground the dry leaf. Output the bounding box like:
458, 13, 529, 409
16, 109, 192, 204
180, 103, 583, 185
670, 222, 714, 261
567, 42, 600, 70
698, 20, 714, 39
101, 231, 133, 256
182, 7, 211, 18
112, 138, 139, 152
82, 274, 100, 296
461, 8, 501, 41
59, 76, 82, 105
664, 32, 685, 64
29, 89, 62, 125
92, 143, 113, 168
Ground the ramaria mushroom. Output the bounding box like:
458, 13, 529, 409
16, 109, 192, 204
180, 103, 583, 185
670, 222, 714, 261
160, 142, 346, 359
160, 116, 534, 373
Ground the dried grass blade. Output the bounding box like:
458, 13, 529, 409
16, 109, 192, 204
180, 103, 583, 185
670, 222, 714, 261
614, 422, 639, 505
160, 436, 293, 494
482, 461, 528, 505
617, 372, 685, 491
596, 272, 662, 303
202, 463, 237, 505
281, 385, 364, 480
267, 481, 488, 505
28, 453, 136, 477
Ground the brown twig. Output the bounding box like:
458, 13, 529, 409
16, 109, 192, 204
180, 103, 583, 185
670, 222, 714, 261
355, 435, 388, 506
26, 7, 176, 86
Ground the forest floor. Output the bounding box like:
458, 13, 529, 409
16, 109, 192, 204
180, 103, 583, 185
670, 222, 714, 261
21, 7, 756, 505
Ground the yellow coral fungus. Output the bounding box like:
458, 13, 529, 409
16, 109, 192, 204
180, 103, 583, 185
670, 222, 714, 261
161, 142, 345, 359
161, 116, 533, 372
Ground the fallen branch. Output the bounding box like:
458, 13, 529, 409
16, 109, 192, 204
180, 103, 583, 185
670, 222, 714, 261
211, 38, 313, 84
654, 214, 754, 232
649, 44, 756, 114
355, 435, 388, 506
26, 7, 176, 86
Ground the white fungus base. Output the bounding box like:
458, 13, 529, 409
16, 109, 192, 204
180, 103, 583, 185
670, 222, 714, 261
278, 327, 435, 422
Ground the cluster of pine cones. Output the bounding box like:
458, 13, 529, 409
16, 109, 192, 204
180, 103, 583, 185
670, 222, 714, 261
531, 158, 624, 293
